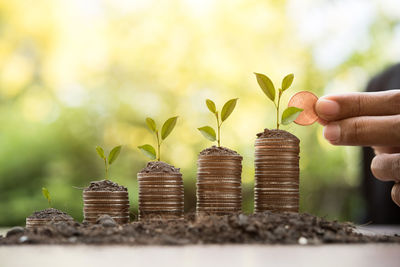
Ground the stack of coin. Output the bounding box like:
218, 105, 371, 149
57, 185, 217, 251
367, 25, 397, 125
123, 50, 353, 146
254, 135, 300, 213
138, 172, 184, 220
25, 217, 74, 229
83, 190, 130, 224
196, 153, 243, 215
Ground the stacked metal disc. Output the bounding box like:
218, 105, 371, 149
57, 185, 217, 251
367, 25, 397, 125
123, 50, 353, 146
254, 137, 300, 213
25, 217, 74, 229
196, 154, 243, 215
137, 172, 184, 220
83, 190, 130, 224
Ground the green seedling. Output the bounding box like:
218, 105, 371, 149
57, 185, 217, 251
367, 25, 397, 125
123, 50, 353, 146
254, 73, 303, 129
42, 187, 51, 208
198, 98, 238, 147
96, 145, 122, 180
138, 116, 178, 161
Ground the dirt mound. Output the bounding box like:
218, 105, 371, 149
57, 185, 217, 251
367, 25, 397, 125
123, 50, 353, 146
84, 180, 127, 192
139, 161, 180, 174
1, 212, 399, 245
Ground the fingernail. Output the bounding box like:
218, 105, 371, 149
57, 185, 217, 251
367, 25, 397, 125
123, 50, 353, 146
323, 124, 341, 143
315, 99, 340, 120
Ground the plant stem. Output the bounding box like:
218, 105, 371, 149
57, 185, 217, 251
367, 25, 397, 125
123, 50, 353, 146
104, 158, 108, 180
216, 113, 221, 147
276, 91, 282, 129
156, 131, 161, 161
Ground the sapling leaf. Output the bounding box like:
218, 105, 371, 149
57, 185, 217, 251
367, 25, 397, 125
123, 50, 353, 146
206, 99, 217, 114
254, 73, 275, 102
96, 146, 105, 159
221, 98, 238, 122
281, 106, 303, 125
161, 116, 178, 140
42, 187, 51, 207
145, 117, 157, 132
198, 126, 217, 141
281, 73, 294, 91
138, 144, 157, 160
108, 145, 122, 165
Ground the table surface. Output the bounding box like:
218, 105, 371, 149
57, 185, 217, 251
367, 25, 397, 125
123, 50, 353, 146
1, 226, 399, 267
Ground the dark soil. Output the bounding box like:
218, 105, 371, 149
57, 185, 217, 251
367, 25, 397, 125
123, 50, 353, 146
140, 161, 180, 174
1, 212, 399, 246
257, 128, 299, 141
199, 146, 241, 157
85, 179, 127, 192
27, 208, 74, 221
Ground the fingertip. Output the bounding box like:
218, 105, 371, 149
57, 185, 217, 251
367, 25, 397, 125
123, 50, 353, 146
323, 124, 341, 144
315, 98, 340, 120
391, 183, 400, 207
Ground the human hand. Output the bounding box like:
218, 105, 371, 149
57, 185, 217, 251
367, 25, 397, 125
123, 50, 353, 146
315, 90, 400, 207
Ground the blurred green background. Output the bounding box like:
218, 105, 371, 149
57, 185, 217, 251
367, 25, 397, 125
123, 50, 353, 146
1, 0, 400, 226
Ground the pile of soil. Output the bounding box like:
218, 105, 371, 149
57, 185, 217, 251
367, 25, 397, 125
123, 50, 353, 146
27, 208, 74, 221
2, 212, 399, 245
140, 161, 180, 173
199, 146, 241, 156
257, 128, 299, 140
85, 180, 127, 192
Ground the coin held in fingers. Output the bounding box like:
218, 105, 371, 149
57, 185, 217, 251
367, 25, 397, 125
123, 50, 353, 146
288, 91, 319, 126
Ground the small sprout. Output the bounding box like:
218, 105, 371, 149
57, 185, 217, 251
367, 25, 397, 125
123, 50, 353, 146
198, 98, 238, 147
96, 145, 122, 180
139, 116, 178, 161
254, 73, 303, 129
42, 187, 51, 208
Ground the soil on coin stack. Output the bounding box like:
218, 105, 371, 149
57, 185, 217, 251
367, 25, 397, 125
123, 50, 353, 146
27, 208, 74, 221
256, 128, 299, 140
2, 212, 399, 245
140, 161, 181, 173
85, 179, 127, 191
199, 145, 241, 156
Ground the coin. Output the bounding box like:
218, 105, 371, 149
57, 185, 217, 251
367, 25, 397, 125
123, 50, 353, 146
137, 171, 184, 221
83, 190, 130, 224
287, 91, 319, 126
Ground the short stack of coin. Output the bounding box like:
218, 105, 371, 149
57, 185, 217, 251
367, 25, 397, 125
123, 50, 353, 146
254, 136, 300, 213
137, 172, 184, 220
196, 153, 243, 215
25, 217, 74, 229
83, 190, 130, 224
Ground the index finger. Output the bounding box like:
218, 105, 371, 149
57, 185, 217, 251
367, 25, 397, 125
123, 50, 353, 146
315, 90, 400, 121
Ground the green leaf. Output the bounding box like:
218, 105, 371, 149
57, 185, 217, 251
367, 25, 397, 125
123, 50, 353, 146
254, 73, 275, 102
138, 144, 156, 160
161, 116, 178, 140
108, 145, 122, 165
281, 106, 303, 125
198, 126, 216, 141
205, 99, 217, 114
145, 117, 157, 132
221, 98, 238, 122
96, 146, 105, 159
42, 187, 51, 203
281, 73, 294, 91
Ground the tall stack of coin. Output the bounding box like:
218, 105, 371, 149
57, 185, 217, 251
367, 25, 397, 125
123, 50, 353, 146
138, 161, 184, 220
26, 208, 74, 229
254, 129, 300, 213
196, 146, 242, 215
83, 180, 130, 224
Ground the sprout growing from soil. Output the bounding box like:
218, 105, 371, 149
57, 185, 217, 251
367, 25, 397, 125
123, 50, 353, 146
96, 145, 122, 180
42, 187, 51, 208
198, 98, 238, 147
254, 73, 303, 129
138, 116, 178, 161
